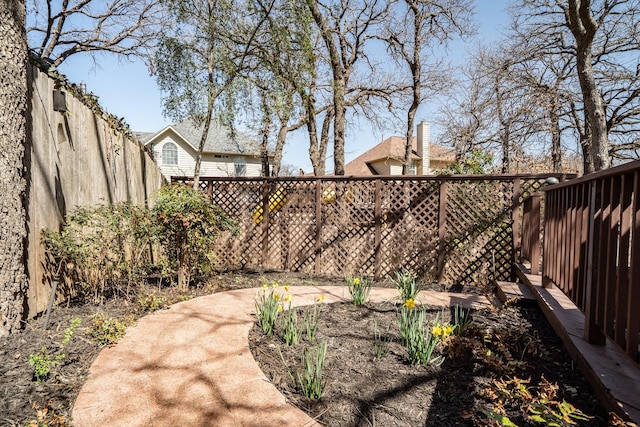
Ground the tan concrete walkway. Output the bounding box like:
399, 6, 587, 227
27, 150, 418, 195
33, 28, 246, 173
72, 286, 490, 427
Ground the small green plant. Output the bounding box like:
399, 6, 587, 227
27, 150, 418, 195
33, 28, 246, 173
296, 339, 328, 400
281, 296, 302, 346
303, 296, 324, 342
373, 321, 391, 360
452, 304, 473, 335
345, 275, 371, 306
29, 347, 64, 383
28, 318, 81, 382
391, 268, 420, 301
137, 293, 168, 313
89, 314, 130, 346
255, 283, 282, 338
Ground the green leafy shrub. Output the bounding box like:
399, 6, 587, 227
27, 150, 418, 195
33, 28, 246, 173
41, 203, 158, 301
136, 293, 169, 313
89, 314, 132, 346
29, 347, 64, 383
152, 183, 238, 289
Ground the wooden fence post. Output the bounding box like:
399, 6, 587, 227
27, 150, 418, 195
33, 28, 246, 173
511, 178, 522, 280
261, 179, 270, 268
373, 179, 382, 279
315, 179, 323, 275
437, 180, 448, 284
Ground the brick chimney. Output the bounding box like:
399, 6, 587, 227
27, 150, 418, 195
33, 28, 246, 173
416, 121, 430, 175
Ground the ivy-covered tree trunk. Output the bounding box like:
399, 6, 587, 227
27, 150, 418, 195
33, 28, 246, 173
0, 0, 28, 336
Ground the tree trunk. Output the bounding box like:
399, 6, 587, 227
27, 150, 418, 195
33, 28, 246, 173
272, 124, 288, 177
0, 0, 28, 336
333, 80, 346, 175
403, 0, 421, 176
550, 101, 562, 173
566, 0, 610, 171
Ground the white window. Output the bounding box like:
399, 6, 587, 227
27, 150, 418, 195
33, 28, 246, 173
409, 161, 418, 175
162, 142, 178, 165
234, 156, 246, 176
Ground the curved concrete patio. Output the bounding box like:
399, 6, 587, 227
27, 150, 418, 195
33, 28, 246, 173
72, 286, 490, 427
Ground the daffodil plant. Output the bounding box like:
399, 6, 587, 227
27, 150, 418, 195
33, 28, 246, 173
391, 268, 420, 301
346, 275, 371, 306
304, 295, 325, 342
281, 295, 303, 346
255, 283, 282, 338
398, 300, 444, 366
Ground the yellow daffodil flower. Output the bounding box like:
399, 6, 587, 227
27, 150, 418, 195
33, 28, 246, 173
277, 304, 283, 313
353, 277, 361, 285
262, 284, 268, 290
316, 295, 325, 302
273, 293, 281, 300
284, 294, 292, 302
404, 298, 416, 309
432, 325, 443, 338
272, 283, 279, 289
283, 285, 290, 292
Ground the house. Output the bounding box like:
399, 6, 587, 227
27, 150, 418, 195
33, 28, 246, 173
136, 118, 269, 181
343, 121, 456, 176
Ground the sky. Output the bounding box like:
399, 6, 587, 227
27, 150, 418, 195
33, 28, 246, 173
56, 1, 510, 173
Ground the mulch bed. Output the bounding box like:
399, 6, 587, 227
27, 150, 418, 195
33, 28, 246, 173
249, 298, 612, 426
0, 272, 618, 426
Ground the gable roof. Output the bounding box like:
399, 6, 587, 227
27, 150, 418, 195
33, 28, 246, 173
137, 118, 261, 156
344, 136, 456, 175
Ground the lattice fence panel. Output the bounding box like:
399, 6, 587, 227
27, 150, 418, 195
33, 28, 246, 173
192, 174, 569, 287
319, 180, 377, 277
210, 180, 265, 269
441, 180, 514, 287
265, 181, 317, 272
378, 180, 440, 279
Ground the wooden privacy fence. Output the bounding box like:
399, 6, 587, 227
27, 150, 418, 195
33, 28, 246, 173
531, 160, 640, 364
175, 174, 565, 287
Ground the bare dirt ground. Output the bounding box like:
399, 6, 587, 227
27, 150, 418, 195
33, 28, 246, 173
0, 271, 619, 426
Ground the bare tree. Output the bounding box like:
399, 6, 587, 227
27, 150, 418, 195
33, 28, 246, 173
306, 0, 391, 175
26, 0, 165, 67
0, 0, 28, 335
512, 0, 640, 172
382, 0, 474, 175
242, 0, 313, 176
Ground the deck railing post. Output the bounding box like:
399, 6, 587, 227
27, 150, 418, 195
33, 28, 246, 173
584, 181, 607, 345
529, 194, 541, 275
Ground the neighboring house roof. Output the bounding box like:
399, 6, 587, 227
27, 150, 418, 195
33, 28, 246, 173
137, 118, 261, 156
344, 135, 456, 176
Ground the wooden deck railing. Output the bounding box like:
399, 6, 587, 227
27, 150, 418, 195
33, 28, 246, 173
523, 160, 640, 364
